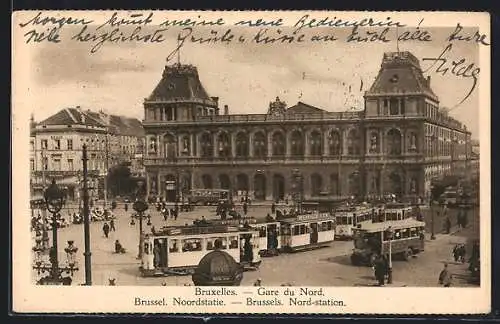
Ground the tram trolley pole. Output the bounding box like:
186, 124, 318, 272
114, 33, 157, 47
82, 144, 92, 285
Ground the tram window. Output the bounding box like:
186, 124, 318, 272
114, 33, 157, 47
182, 238, 202, 252
259, 226, 267, 237
169, 239, 179, 253
394, 230, 401, 240
327, 221, 333, 230
401, 228, 410, 238
293, 226, 300, 236
320, 222, 328, 232
348, 217, 353, 225
410, 228, 417, 237
282, 225, 291, 235
144, 242, 149, 254
229, 236, 239, 249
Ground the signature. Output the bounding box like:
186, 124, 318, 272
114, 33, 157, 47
422, 44, 480, 106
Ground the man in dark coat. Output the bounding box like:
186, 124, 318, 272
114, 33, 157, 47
374, 255, 387, 286
110, 219, 116, 232
102, 222, 110, 238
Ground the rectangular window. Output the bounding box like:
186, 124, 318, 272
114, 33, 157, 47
67, 139, 73, 150
30, 159, 34, 171
182, 238, 202, 252
206, 237, 227, 250
169, 239, 179, 253
41, 140, 48, 150
43, 157, 48, 170
67, 159, 74, 171
54, 139, 61, 150
30, 141, 34, 152
53, 159, 61, 171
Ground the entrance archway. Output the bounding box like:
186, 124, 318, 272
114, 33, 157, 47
389, 172, 403, 197
236, 173, 249, 191
219, 174, 231, 190
273, 174, 285, 201
254, 174, 266, 201
165, 174, 177, 202
201, 174, 213, 189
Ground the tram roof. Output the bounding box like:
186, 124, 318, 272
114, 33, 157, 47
151, 224, 240, 236
279, 212, 335, 224
355, 218, 425, 233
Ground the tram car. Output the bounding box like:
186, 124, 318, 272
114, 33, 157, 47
279, 212, 336, 252
252, 220, 282, 257
140, 221, 261, 277
334, 205, 382, 240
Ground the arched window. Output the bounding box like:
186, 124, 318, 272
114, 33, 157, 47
330, 174, 339, 195
272, 132, 286, 156
181, 135, 190, 155
200, 133, 213, 158
163, 134, 176, 159
347, 129, 360, 155
148, 136, 157, 154
328, 130, 341, 156
236, 174, 249, 191
290, 130, 304, 156
369, 131, 379, 153
219, 174, 231, 190
253, 132, 267, 158
387, 129, 402, 155
201, 174, 213, 189
311, 173, 322, 196
218, 132, 231, 157
310, 131, 322, 156
235, 132, 249, 158
348, 172, 360, 197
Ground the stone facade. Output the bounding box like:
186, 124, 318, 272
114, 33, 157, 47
142, 54, 472, 202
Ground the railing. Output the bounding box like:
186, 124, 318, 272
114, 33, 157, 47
142, 111, 363, 125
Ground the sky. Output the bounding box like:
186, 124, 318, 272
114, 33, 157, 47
22, 24, 481, 139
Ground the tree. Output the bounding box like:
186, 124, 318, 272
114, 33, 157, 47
106, 163, 133, 197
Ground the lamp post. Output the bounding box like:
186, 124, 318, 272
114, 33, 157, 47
292, 169, 302, 214
82, 145, 92, 285
385, 226, 394, 284
133, 181, 149, 261
32, 179, 79, 285
431, 201, 436, 240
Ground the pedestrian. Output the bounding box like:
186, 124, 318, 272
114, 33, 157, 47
174, 204, 179, 220
102, 222, 110, 238
114, 240, 126, 253
110, 219, 116, 232
373, 255, 386, 286
124, 203, 128, 212
243, 201, 248, 215
444, 216, 451, 234
453, 244, 460, 262
438, 263, 453, 287
459, 244, 467, 263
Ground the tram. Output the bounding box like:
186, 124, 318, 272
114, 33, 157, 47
350, 218, 426, 266
381, 203, 418, 222
334, 205, 381, 240
140, 221, 261, 277
279, 212, 336, 253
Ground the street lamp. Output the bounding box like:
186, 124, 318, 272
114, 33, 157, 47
133, 181, 149, 262
385, 226, 394, 284
292, 169, 302, 213
32, 179, 79, 285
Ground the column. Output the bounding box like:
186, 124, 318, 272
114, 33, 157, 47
266, 172, 273, 201
304, 131, 310, 157
157, 173, 161, 197
190, 133, 195, 157
249, 133, 254, 158
267, 132, 273, 158
156, 134, 161, 157
213, 133, 218, 157
231, 133, 236, 158
146, 173, 151, 199
322, 130, 329, 157
285, 131, 291, 158
342, 129, 348, 156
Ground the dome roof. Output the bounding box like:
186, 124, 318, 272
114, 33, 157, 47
192, 250, 243, 286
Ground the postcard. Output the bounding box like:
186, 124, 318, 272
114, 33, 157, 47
12, 10, 490, 314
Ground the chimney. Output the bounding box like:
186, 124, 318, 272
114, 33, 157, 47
224, 105, 229, 115
427, 76, 431, 87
